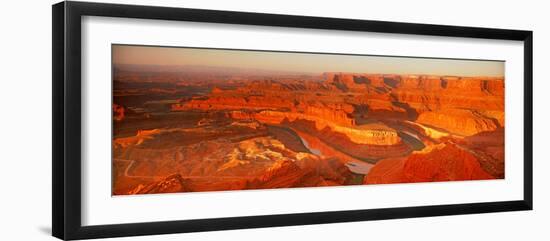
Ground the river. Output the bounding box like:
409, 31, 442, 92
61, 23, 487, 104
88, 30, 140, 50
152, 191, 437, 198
292, 128, 374, 175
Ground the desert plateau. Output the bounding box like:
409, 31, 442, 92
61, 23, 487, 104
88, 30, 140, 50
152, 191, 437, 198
112, 45, 505, 195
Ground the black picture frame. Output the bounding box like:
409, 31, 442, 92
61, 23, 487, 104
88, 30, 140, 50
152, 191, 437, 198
52, 1, 533, 240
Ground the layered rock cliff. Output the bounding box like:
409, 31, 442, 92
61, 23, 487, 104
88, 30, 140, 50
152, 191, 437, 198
171, 72, 504, 151
230, 110, 400, 146
416, 109, 501, 136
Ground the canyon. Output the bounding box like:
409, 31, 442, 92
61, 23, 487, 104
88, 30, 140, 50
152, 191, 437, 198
112, 67, 505, 195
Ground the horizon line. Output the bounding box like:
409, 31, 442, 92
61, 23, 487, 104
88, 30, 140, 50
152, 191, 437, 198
112, 44, 505, 77
113, 63, 505, 78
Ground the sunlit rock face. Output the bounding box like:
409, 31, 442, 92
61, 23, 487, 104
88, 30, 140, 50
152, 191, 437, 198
229, 110, 401, 146
113, 66, 504, 195
416, 109, 500, 136
364, 142, 494, 184
173, 72, 504, 140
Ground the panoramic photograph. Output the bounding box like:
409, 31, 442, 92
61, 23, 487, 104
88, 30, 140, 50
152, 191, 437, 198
111, 44, 505, 195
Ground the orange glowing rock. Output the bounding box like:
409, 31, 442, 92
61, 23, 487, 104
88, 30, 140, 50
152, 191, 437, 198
129, 174, 190, 194
113, 103, 125, 121
113, 69, 505, 194
365, 142, 494, 184
416, 108, 501, 136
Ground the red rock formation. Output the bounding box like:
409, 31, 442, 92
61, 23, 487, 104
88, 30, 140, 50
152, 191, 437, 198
393, 76, 504, 111
173, 95, 297, 111
246, 158, 352, 189
399, 75, 445, 90
246, 160, 313, 188
365, 142, 495, 184
324, 73, 504, 126
317, 126, 410, 159
129, 174, 190, 194
459, 129, 504, 178
324, 73, 503, 93
113, 103, 125, 121
172, 72, 504, 147
211, 86, 224, 94
285, 119, 410, 160
325, 73, 367, 91
230, 110, 402, 146
115, 68, 505, 194
416, 109, 500, 136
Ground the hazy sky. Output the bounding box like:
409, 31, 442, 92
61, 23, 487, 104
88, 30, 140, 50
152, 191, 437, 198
113, 45, 504, 77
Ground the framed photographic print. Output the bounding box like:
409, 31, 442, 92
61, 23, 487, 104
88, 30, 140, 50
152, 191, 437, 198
52, 1, 533, 240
